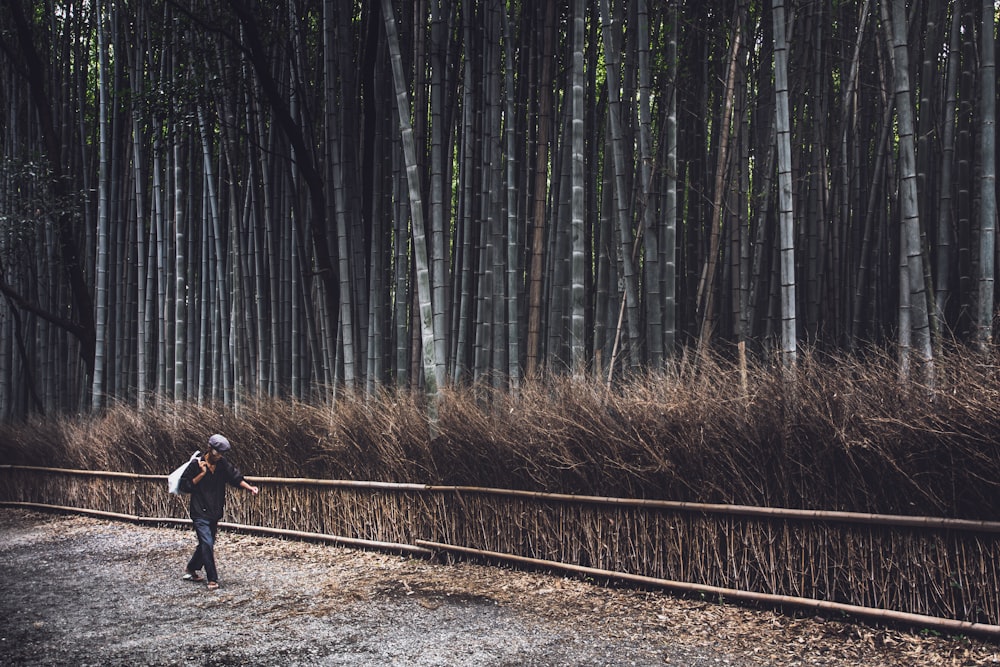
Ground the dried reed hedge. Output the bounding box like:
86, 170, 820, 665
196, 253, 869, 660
2, 348, 999, 519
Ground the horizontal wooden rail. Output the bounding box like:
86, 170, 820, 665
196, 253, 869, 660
4, 464, 1000, 533
415, 539, 1000, 639
0, 500, 432, 557
0, 501, 163, 524
0, 465, 163, 481
214, 522, 433, 557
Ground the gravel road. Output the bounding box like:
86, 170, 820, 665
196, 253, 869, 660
1, 508, 997, 666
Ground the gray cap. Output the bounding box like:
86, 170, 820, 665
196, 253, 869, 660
208, 434, 231, 452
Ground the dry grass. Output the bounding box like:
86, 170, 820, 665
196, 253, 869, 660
2, 346, 1000, 520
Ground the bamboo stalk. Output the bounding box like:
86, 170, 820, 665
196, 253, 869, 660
414, 539, 1000, 639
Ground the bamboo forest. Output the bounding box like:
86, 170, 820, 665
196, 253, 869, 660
0, 0, 994, 419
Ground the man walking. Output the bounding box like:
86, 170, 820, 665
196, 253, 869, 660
179, 434, 259, 590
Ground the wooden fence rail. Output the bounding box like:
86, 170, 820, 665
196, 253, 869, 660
1, 465, 999, 637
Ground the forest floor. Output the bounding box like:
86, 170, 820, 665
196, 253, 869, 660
0, 508, 998, 666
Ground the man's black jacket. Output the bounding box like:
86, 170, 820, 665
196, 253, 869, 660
179, 457, 246, 522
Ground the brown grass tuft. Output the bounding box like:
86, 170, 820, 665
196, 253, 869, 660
2, 346, 1000, 519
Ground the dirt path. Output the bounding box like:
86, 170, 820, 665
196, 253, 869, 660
0, 509, 996, 666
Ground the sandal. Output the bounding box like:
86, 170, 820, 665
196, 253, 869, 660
183, 570, 205, 582
207, 581, 220, 591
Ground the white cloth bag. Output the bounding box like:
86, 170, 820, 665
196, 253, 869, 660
167, 451, 201, 495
